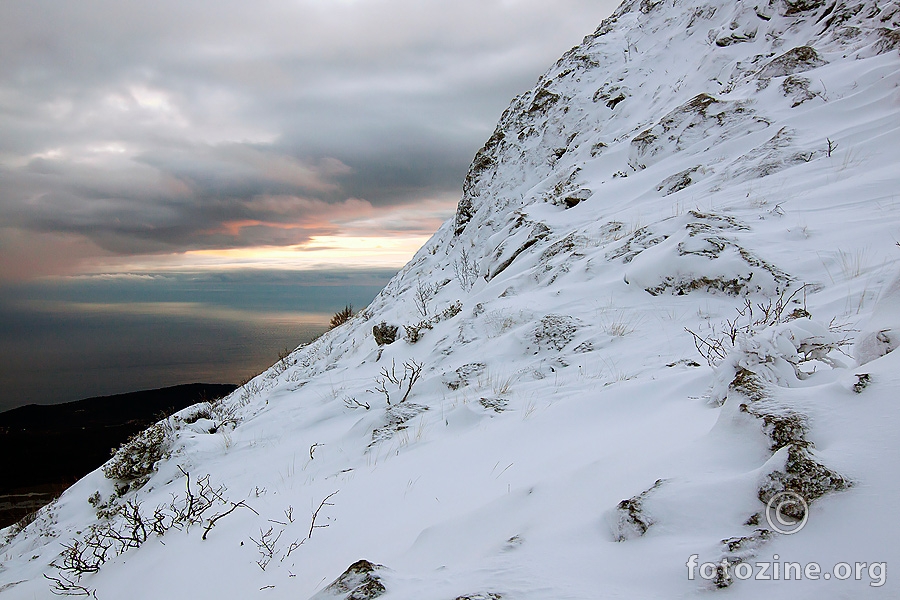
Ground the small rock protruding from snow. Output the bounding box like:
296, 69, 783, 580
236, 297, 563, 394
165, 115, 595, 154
310, 559, 386, 600
608, 479, 667, 542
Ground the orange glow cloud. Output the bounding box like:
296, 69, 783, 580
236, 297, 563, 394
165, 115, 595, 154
4, 195, 457, 280
101, 233, 434, 272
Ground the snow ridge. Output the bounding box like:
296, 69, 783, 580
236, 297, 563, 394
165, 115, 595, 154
2, 0, 900, 598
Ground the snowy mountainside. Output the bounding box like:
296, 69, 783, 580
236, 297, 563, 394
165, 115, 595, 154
3, 0, 900, 598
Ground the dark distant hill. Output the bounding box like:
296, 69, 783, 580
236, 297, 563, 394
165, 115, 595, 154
0, 383, 236, 528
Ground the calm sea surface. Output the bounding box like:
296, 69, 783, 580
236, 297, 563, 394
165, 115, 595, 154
0, 269, 395, 411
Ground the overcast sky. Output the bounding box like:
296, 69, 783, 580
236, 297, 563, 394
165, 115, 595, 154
0, 0, 622, 408
0, 0, 620, 280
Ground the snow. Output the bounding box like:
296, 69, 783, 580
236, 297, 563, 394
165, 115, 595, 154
2, 0, 899, 598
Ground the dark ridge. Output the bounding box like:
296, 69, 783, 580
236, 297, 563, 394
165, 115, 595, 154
0, 383, 236, 529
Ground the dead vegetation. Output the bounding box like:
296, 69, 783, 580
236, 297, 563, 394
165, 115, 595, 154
48, 469, 255, 595
373, 322, 399, 346
370, 359, 425, 405
685, 286, 811, 366
102, 423, 171, 492
330, 305, 354, 329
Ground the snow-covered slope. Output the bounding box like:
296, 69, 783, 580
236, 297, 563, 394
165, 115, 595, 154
3, 0, 900, 598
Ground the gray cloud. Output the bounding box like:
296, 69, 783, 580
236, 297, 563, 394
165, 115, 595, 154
0, 0, 619, 272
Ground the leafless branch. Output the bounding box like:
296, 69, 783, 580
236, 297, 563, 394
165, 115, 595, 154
308, 491, 339, 539
202, 500, 256, 541
249, 526, 283, 571
413, 279, 435, 318
371, 359, 425, 404
44, 573, 96, 597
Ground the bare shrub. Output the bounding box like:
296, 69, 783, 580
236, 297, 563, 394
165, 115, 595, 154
370, 359, 424, 405
239, 377, 265, 403
308, 491, 338, 538
4, 509, 40, 544
343, 395, 371, 410
249, 491, 337, 570
44, 571, 96, 597
404, 320, 432, 343
686, 286, 812, 366
102, 423, 170, 488
453, 246, 479, 292
210, 398, 243, 429
272, 347, 296, 376
405, 301, 462, 343
249, 526, 283, 571
373, 322, 398, 346
51, 469, 254, 591
413, 279, 435, 318
329, 305, 354, 329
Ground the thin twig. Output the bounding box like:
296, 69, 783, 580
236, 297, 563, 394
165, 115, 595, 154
308, 491, 339, 539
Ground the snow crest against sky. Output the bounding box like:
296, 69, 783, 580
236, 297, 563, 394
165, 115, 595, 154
0, 0, 619, 280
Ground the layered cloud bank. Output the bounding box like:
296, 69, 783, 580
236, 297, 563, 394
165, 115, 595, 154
0, 0, 617, 279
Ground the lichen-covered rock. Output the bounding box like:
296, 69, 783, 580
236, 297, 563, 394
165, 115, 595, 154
715, 27, 758, 46
782, 0, 828, 16
781, 76, 818, 107
488, 222, 551, 281
722, 347, 851, 536
606, 225, 668, 264
532, 314, 580, 351
628, 94, 769, 171
759, 445, 851, 516
875, 27, 900, 53
759, 46, 826, 78
609, 479, 666, 541
623, 213, 791, 298
443, 362, 486, 390
371, 403, 428, 444
656, 166, 704, 195
478, 396, 508, 413
721, 126, 817, 181
310, 560, 386, 600
740, 401, 809, 451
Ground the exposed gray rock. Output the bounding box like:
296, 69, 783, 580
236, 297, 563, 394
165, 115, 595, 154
444, 362, 487, 391
532, 314, 581, 352
371, 403, 428, 444
610, 479, 666, 541
310, 560, 386, 600
759, 46, 826, 78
